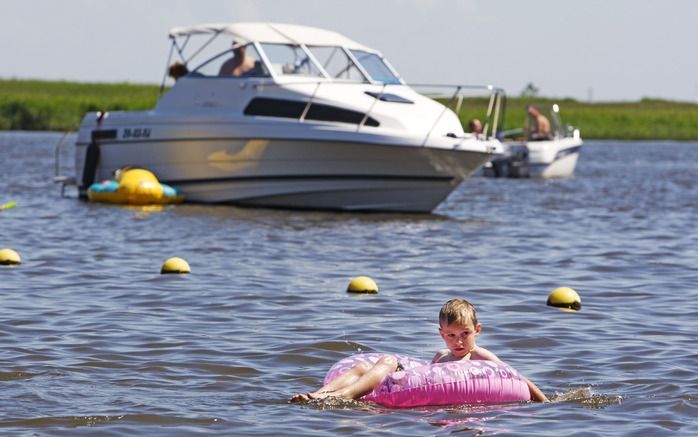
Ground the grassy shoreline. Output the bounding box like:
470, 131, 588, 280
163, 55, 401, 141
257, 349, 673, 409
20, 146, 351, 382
2, 79, 698, 140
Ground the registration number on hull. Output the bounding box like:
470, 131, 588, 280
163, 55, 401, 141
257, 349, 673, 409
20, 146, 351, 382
122, 128, 151, 139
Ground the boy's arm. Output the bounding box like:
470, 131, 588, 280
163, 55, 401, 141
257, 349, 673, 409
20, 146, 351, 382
525, 377, 549, 402
477, 348, 549, 402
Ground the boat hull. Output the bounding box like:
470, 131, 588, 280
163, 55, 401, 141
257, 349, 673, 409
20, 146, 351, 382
482, 136, 582, 179
76, 136, 491, 212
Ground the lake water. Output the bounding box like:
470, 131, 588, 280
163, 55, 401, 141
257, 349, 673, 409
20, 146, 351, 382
1, 131, 697, 436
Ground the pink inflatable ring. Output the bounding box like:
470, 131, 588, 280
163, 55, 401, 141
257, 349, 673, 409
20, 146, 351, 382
323, 353, 531, 407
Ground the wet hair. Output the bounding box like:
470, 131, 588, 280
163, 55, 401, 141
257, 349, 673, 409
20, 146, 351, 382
168, 62, 189, 80
439, 299, 478, 327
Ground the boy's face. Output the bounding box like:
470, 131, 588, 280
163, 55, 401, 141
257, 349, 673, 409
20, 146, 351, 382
439, 320, 481, 358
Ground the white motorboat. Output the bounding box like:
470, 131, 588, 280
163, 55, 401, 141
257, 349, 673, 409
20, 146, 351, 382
70, 22, 503, 212
482, 103, 583, 178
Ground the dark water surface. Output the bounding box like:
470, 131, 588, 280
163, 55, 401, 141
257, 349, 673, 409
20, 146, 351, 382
1, 131, 697, 436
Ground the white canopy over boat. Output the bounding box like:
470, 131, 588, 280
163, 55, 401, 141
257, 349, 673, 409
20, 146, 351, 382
168, 22, 374, 52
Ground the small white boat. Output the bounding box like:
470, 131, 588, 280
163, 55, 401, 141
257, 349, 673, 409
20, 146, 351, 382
482, 103, 583, 178
68, 22, 503, 212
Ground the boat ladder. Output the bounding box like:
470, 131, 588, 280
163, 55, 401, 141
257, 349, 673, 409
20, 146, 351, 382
53, 131, 76, 197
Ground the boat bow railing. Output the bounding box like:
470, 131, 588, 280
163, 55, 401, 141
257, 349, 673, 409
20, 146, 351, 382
407, 84, 505, 145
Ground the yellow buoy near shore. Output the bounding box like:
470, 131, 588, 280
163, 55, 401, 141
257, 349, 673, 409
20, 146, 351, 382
547, 287, 581, 311
0, 248, 21, 265
161, 257, 191, 274
347, 276, 378, 294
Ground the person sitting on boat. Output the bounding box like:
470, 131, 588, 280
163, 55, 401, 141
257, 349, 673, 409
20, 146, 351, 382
526, 105, 552, 140
468, 118, 482, 136
218, 42, 257, 77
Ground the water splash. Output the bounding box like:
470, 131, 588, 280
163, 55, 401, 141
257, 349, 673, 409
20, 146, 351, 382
552, 387, 623, 409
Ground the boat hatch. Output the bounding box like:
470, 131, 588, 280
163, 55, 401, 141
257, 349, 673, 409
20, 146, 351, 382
364, 91, 413, 104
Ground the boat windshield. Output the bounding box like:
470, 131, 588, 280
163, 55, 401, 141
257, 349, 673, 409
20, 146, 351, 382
349, 50, 401, 84
191, 43, 271, 78
181, 39, 399, 84
260, 43, 324, 78
306, 46, 368, 82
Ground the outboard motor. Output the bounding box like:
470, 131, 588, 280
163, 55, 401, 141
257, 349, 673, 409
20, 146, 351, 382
79, 111, 112, 198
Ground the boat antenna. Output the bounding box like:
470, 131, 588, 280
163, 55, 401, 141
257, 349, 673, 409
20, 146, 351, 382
498, 91, 508, 138
550, 103, 562, 136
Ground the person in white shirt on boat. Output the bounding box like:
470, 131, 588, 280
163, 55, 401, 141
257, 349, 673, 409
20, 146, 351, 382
526, 105, 551, 140
219, 43, 257, 77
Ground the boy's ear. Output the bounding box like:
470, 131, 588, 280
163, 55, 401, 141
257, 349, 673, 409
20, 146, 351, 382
475, 323, 482, 334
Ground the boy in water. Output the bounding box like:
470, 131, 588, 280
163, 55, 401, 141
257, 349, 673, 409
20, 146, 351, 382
290, 298, 548, 402
433, 299, 548, 402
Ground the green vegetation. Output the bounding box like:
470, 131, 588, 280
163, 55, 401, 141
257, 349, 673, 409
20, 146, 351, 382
2, 79, 698, 139
0, 79, 159, 131
455, 96, 698, 141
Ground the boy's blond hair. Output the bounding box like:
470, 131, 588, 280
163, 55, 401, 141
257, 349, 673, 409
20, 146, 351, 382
439, 299, 478, 327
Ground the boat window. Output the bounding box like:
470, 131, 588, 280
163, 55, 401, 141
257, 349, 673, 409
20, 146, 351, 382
244, 97, 379, 127
349, 50, 401, 85
307, 46, 367, 82
260, 44, 323, 77
191, 43, 270, 78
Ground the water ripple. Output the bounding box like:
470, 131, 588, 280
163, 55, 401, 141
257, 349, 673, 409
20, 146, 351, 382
2, 134, 698, 435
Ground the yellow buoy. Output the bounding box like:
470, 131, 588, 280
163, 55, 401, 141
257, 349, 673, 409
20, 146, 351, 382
87, 168, 183, 205
161, 257, 191, 274
347, 276, 378, 294
1, 201, 17, 211
0, 248, 21, 265
547, 287, 581, 311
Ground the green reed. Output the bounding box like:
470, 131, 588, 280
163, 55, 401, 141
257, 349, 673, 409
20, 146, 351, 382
0, 79, 159, 131
454, 96, 698, 140
2, 79, 698, 139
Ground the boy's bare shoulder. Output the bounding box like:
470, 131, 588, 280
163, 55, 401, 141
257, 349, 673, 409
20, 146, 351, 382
431, 349, 451, 363
472, 346, 503, 363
